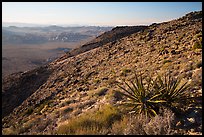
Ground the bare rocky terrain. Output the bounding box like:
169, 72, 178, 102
2, 11, 202, 135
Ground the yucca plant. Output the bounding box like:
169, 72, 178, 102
152, 74, 191, 114
117, 72, 191, 117
117, 73, 166, 117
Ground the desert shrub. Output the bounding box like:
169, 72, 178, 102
120, 68, 131, 76
2, 127, 18, 135
135, 50, 141, 56
88, 87, 108, 97
195, 61, 202, 68
119, 108, 175, 135
93, 78, 100, 84
193, 41, 202, 49
95, 104, 122, 127
117, 72, 191, 116
95, 87, 109, 96
143, 108, 175, 135
18, 115, 42, 134
57, 104, 121, 135
23, 107, 33, 116
63, 107, 74, 114
107, 77, 117, 85
112, 90, 123, 101
35, 100, 54, 114
195, 32, 202, 38
163, 60, 172, 64
111, 116, 129, 135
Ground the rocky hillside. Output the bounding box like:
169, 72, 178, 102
64, 25, 147, 58
2, 11, 202, 135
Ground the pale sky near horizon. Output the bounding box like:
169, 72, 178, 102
2, 2, 202, 26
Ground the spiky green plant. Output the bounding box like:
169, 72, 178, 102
117, 72, 191, 117
117, 73, 166, 117
152, 74, 191, 114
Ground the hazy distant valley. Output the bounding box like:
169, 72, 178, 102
2, 26, 112, 76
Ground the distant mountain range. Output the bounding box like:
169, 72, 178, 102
2, 22, 112, 27
2, 25, 113, 44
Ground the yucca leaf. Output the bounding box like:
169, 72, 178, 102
134, 73, 143, 96
131, 106, 140, 113
117, 83, 136, 97
149, 109, 157, 116
139, 75, 145, 96
130, 81, 140, 97
119, 91, 138, 101
144, 109, 148, 116
123, 102, 143, 106
147, 100, 166, 103
171, 82, 189, 98
124, 80, 137, 96
168, 79, 181, 97
148, 93, 162, 101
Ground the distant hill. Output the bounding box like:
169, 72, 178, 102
2, 26, 113, 44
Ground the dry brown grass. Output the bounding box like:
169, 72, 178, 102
57, 104, 121, 135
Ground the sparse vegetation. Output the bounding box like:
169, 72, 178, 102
195, 61, 202, 68
63, 107, 74, 114
120, 68, 131, 76
2, 127, 18, 135
192, 41, 202, 49
111, 108, 175, 135
57, 104, 121, 135
163, 60, 172, 64
89, 87, 108, 97
93, 78, 100, 84
24, 107, 33, 116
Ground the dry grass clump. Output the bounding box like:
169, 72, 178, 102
2, 126, 18, 135
57, 104, 121, 135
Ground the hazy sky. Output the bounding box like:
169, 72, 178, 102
2, 2, 202, 26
